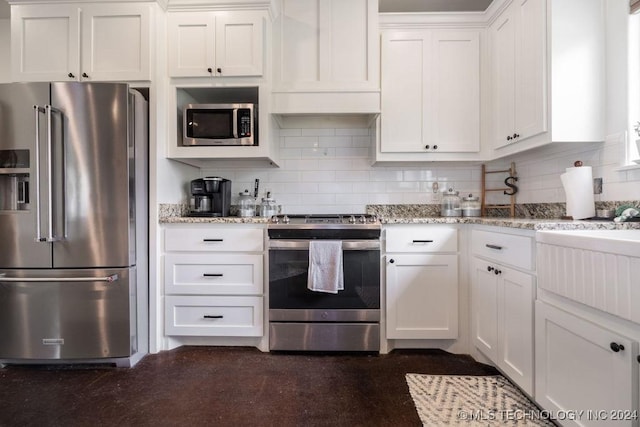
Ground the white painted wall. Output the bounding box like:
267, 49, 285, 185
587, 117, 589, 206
0, 18, 10, 82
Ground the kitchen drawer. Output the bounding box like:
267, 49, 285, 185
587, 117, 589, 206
472, 229, 533, 271
385, 225, 458, 253
164, 254, 263, 295
164, 227, 264, 252
165, 295, 263, 337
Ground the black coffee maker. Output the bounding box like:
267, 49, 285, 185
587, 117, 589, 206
188, 177, 231, 217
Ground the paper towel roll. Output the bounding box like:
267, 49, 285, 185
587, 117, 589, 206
560, 166, 595, 219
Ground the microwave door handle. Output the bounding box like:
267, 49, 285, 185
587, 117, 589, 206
233, 109, 238, 139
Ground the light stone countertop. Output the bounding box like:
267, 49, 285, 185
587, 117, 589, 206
379, 216, 640, 230
159, 214, 640, 230
160, 216, 270, 224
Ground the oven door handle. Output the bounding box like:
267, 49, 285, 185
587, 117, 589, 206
269, 240, 380, 250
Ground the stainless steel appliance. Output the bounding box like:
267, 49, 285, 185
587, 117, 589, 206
188, 177, 231, 217
268, 214, 381, 352
183, 103, 256, 146
0, 82, 148, 367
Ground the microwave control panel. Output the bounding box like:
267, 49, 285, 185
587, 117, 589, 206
238, 108, 252, 137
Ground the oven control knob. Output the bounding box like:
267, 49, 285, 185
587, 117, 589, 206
271, 216, 279, 224
348, 215, 356, 224
368, 216, 377, 223
358, 215, 366, 223
282, 215, 290, 224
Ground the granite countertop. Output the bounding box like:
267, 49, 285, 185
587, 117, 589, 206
160, 216, 270, 224
159, 214, 640, 230
379, 216, 640, 230
158, 203, 640, 230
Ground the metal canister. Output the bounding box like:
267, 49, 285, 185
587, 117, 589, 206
461, 194, 481, 217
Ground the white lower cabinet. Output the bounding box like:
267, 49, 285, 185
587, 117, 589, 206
165, 295, 263, 337
471, 227, 535, 396
472, 257, 534, 395
535, 301, 638, 426
385, 225, 458, 340
163, 224, 265, 340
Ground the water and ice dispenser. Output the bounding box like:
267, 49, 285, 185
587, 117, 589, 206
0, 150, 30, 211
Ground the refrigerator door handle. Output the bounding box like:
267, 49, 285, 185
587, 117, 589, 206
45, 105, 63, 242
33, 105, 45, 242
0, 273, 119, 283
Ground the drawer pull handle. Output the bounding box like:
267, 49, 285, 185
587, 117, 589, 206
203, 238, 224, 242
203, 273, 223, 277
412, 240, 434, 243
204, 315, 224, 319
486, 244, 503, 250
610, 342, 625, 352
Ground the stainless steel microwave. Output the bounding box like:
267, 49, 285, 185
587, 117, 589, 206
183, 103, 256, 146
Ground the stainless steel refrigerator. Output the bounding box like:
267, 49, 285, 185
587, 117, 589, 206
0, 82, 148, 367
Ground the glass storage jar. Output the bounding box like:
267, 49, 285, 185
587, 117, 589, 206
461, 194, 481, 217
237, 189, 255, 217
259, 192, 278, 217
441, 188, 461, 217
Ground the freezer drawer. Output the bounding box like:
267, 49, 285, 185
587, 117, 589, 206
0, 267, 136, 361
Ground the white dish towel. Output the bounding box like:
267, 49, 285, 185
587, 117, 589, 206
307, 240, 344, 294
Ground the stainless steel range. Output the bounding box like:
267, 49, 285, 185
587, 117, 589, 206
268, 214, 381, 352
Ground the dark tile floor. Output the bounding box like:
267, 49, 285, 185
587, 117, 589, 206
0, 346, 498, 427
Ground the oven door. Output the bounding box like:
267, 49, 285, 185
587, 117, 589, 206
268, 240, 380, 315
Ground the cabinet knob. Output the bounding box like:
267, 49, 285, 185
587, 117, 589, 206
389, 259, 395, 264
68, 73, 75, 78
433, 145, 438, 150
494, 269, 501, 275
487, 266, 494, 272
217, 67, 222, 74
425, 145, 430, 150
82, 72, 89, 78
207, 67, 213, 73
507, 136, 512, 141
637, 355, 640, 363
610, 342, 625, 352
513, 133, 520, 138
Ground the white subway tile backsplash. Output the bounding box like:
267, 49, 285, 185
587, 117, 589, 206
205, 123, 638, 214
301, 128, 336, 137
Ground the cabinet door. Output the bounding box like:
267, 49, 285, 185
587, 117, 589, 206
11, 4, 80, 82
497, 265, 535, 396
491, 3, 516, 149
430, 30, 480, 153
276, 0, 377, 89
514, 0, 547, 141
167, 12, 216, 77
81, 4, 151, 81
386, 254, 458, 339
215, 12, 264, 77
535, 301, 637, 426
471, 257, 499, 361
380, 31, 430, 153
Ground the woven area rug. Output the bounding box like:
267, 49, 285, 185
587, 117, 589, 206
406, 374, 555, 426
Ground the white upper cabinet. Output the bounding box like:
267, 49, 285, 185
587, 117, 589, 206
490, 0, 605, 158
272, 0, 380, 114
491, 0, 546, 150
167, 11, 264, 78
11, 3, 151, 82
377, 28, 481, 161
